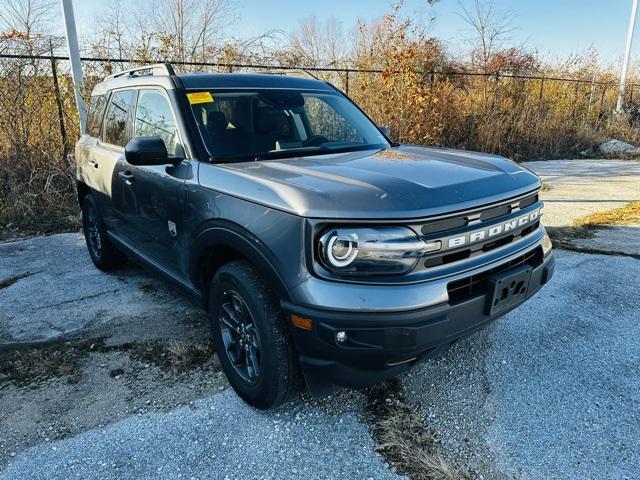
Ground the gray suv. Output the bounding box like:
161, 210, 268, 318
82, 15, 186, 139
75, 63, 554, 409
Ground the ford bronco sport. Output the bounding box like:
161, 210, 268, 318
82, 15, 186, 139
76, 63, 554, 409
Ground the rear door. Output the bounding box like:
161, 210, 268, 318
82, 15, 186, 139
93, 89, 137, 232
76, 94, 108, 211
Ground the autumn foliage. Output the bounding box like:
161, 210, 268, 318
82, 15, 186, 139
0, 1, 637, 236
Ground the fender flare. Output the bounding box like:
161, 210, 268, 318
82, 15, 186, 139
189, 220, 293, 305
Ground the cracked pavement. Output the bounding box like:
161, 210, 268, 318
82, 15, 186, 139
0, 233, 206, 346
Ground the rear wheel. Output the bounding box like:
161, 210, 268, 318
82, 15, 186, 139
209, 260, 301, 409
81, 195, 127, 270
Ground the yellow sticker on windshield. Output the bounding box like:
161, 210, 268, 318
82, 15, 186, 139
187, 92, 214, 104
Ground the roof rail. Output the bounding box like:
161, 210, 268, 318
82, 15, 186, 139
261, 68, 319, 80
104, 62, 176, 80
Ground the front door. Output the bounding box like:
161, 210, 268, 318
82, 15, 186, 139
116, 88, 189, 274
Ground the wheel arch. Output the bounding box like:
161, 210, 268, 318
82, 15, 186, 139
76, 180, 91, 206
190, 221, 293, 308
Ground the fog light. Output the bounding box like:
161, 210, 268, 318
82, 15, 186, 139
336, 331, 348, 343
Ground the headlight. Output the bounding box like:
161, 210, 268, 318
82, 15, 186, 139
542, 230, 553, 256
318, 227, 440, 275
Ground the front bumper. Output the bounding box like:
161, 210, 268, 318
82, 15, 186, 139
284, 249, 555, 395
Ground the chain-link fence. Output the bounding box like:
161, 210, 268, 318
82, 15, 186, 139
0, 51, 638, 234
1, 51, 635, 155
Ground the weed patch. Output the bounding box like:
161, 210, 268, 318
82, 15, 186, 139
127, 340, 215, 372
573, 201, 640, 227
0, 339, 219, 388
365, 379, 471, 480
0, 343, 84, 387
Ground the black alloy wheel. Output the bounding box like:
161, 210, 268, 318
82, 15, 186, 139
219, 289, 262, 383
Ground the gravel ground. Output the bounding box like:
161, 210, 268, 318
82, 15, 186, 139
0, 233, 207, 346
531, 158, 640, 257
1, 389, 397, 480
0, 233, 399, 479
528, 158, 640, 227
403, 250, 640, 480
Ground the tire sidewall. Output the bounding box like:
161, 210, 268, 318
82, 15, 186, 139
209, 267, 283, 409
82, 196, 103, 265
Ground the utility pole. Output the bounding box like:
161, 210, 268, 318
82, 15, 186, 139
60, 0, 86, 132
617, 0, 639, 113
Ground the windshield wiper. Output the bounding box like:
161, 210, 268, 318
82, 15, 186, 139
213, 144, 385, 163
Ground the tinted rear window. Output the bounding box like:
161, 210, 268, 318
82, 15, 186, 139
103, 90, 136, 147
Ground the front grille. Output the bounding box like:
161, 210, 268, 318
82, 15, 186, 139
417, 192, 538, 236
519, 194, 538, 209
447, 247, 543, 304
421, 221, 540, 269
409, 189, 542, 273
480, 203, 511, 222
421, 217, 467, 235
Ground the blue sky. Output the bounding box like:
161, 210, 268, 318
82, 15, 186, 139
71, 0, 637, 66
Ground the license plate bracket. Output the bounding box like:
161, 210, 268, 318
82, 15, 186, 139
486, 265, 533, 316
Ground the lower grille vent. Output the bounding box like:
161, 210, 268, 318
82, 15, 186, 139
447, 247, 543, 304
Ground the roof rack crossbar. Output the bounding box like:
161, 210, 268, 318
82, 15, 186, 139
105, 62, 175, 80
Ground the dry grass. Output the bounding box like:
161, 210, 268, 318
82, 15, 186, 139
0, 339, 219, 388
573, 201, 640, 227
0, 344, 83, 386
129, 340, 215, 371
546, 200, 640, 259
2, 16, 639, 237
366, 380, 471, 480
376, 405, 471, 480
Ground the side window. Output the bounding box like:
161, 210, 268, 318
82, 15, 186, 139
86, 95, 106, 138
103, 90, 135, 147
134, 90, 178, 155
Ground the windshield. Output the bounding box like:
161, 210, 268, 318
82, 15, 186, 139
188, 89, 390, 161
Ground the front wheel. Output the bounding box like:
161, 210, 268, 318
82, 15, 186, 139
209, 260, 301, 409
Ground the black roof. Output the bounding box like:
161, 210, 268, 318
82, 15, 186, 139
92, 64, 335, 96
177, 72, 334, 91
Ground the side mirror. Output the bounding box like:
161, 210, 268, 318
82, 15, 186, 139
125, 136, 169, 166
378, 125, 390, 137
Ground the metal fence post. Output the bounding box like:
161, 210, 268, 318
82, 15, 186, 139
345, 69, 350, 96
491, 71, 500, 111
539, 78, 545, 102
572, 81, 579, 119
49, 40, 68, 157
600, 86, 607, 114
587, 74, 596, 117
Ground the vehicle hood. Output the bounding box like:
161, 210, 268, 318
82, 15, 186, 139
198, 145, 541, 219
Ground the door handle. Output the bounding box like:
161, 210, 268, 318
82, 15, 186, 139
118, 171, 135, 186
88, 159, 98, 168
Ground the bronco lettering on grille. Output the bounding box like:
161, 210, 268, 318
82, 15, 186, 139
441, 207, 542, 251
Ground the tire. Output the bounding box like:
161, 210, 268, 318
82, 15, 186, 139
209, 260, 301, 409
81, 195, 127, 271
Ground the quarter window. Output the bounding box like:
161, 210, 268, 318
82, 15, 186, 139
135, 90, 178, 155
86, 95, 106, 138
103, 90, 135, 147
